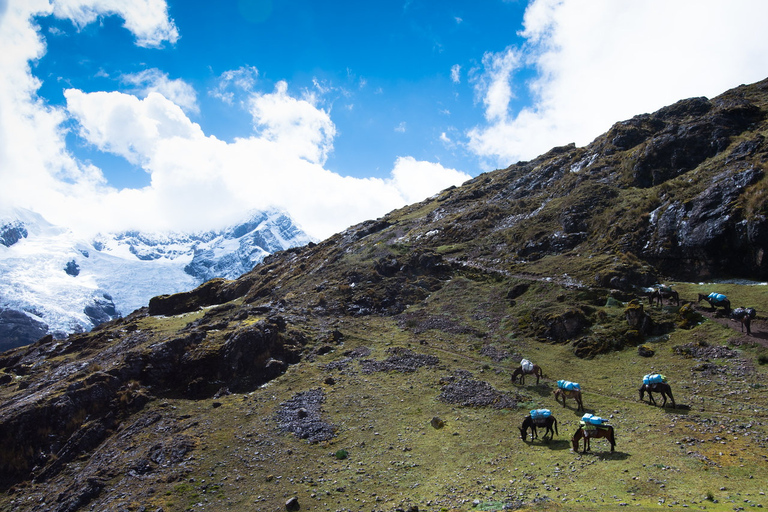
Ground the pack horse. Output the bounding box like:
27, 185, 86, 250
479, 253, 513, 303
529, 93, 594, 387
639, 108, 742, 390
520, 409, 558, 442
512, 358, 544, 385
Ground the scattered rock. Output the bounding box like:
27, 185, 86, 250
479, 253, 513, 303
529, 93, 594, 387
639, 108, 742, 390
286, 496, 300, 511
430, 416, 445, 429
638, 345, 655, 357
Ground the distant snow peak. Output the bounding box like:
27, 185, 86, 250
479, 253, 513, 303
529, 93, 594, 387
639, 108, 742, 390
0, 207, 313, 349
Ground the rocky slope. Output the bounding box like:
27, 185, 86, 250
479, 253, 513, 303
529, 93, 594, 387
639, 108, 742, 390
0, 78, 767, 511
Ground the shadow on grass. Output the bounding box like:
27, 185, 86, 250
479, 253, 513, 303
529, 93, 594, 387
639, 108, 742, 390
663, 404, 691, 414
574, 450, 631, 461
524, 383, 554, 398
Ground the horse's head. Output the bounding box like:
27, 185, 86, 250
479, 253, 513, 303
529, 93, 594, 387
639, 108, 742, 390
571, 429, 582, 451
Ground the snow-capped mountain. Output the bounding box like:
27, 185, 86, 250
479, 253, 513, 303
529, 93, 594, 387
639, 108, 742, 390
0, 208, 314, 350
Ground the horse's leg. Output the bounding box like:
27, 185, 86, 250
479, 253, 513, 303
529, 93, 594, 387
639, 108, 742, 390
660, 392, 667, 407
648, 391, 657, 406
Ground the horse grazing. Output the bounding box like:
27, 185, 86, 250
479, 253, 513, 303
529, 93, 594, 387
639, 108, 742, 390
519, 415, 558, 442
648, 288, 679, 306
698, 293, 731, 312
553, 387, 584, 411
639, 382, 676, 408
511, 364, 544, 385
571, 425, 616, 453
731, 307, 756, 335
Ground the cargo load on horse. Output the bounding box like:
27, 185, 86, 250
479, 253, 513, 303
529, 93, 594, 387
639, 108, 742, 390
642, 373, 667, 385
557, 380, 580, 391
554, 380, 584, 411
512, 359, 544, 385
580, 413, 608, 427
530, 408, 552, 426
520, 410, 558, 442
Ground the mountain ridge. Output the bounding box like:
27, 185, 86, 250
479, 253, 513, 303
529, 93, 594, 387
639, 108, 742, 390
0, 208, 313, 350
0, 78, 767, 511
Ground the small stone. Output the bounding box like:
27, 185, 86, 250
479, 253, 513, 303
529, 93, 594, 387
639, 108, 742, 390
285, 497, 300, 511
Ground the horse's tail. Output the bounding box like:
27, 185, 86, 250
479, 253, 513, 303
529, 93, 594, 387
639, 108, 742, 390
610, 425, 616, 446
553, 417, 559, 436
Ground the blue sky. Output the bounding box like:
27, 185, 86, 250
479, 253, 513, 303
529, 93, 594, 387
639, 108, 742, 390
35, 0, 529, 185
2, 0, 768, 239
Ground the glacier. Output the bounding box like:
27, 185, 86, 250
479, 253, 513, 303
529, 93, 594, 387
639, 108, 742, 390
0, 208, 313, 350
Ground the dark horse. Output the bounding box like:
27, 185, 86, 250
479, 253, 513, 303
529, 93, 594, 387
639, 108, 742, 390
511, 364, 544, 385
553, 387, 584, 411
519, 415, 559, 442
639, 382, 676, 408
731, 307, 756, 335
648, 288, 679, 306
572, 425, 615, 453
698, 293, 731, 312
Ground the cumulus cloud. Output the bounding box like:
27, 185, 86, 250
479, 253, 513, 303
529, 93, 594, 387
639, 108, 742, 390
122, 69, 199, 114
51, 0, 178, 47
468, 0, 768, 167
58, 84, 470, 237
248, 81, 335, 165
387, 157, 469, 204
0, 1, 472, 240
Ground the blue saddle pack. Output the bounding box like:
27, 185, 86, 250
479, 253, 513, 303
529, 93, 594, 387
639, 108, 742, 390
557, 380, 580, 391
708, 292, 727, 302
581, 413, 608, 426
643, 373, 667, 385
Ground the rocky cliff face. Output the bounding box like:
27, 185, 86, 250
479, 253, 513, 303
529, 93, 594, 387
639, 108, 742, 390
0, 78, 767, 509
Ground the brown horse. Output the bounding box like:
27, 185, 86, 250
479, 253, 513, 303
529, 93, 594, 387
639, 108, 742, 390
731, 307, 756, 335
648, 288, 679, 306
519, 415, 558, 442
511, 364, 544, 385
572, 425, 615, 452
553, 387, 584, 411
639, 382, 676, 408
698, 293, 731, 312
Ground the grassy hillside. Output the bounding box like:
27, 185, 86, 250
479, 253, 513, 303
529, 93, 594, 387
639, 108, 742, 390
1, 80, 768, 511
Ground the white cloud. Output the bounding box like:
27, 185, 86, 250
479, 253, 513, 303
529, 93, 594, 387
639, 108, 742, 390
387, 157, 470, 204
51, 0, 178, 47
248, 81, 335, 165
468, 0, 768, 167
450, 64, 461, 84
210, 65, 259, 105
395, 121, 407, 133
0, 0, 471, 241
57, 83, 471, 238
65, 89, 205, 165
122, 69, 199, 114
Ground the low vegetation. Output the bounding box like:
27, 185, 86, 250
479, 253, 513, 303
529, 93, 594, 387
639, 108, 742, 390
2, 79, 768, 511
